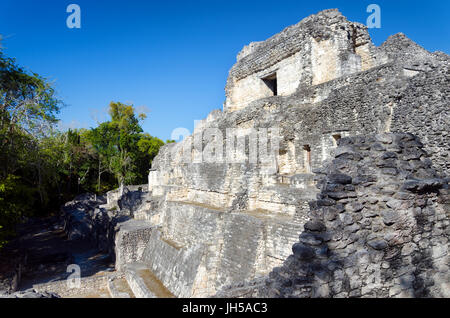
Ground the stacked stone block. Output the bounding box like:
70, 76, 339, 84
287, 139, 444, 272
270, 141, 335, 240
262, 133, 449, 298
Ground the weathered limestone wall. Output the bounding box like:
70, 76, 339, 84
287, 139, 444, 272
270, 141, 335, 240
260, 133, 449, 298
140, 200, 305, 297
114, 220, 153, 271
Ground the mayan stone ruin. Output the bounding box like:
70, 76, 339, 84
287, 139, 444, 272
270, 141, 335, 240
1, 9, 448, 298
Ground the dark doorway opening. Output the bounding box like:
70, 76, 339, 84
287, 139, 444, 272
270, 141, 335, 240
332, 134, 342, 146
262, 73, 277, 96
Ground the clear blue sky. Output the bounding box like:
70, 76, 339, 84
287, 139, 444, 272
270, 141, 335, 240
1, 0, 449, 141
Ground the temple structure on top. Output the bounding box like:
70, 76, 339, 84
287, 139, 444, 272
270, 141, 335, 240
224, 9, 387, 112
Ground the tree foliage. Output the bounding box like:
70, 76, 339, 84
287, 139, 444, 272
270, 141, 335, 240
0, 51, 166, 248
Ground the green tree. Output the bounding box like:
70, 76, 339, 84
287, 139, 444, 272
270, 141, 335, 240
0, 175, 36, 247
0, 49, 167, 248
87, 102, 165, 189
0, 50, 62, 244
0, 51, 60, 177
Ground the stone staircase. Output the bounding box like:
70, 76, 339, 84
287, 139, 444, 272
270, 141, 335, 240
111, 195, 311, 298
31, 264, 176, 298
107, 276, 133, 298
106, 263, 175, 298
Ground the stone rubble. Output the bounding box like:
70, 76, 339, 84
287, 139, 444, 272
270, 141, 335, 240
258, 133, 449, 298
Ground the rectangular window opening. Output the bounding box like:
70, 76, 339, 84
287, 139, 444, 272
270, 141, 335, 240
303, 145, 311, 173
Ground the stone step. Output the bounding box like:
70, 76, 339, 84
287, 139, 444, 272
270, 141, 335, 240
167, 200, 226, 213
234, 209, 303, 226
107, 276, 134, 298
170, 199, 302, 225
124, 263, 175, 298
133, 209, 151, 220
